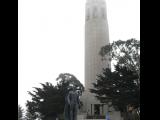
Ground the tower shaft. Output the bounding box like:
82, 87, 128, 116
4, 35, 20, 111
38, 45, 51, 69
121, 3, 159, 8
85, 0, 110, 91
80, 0, 111, 116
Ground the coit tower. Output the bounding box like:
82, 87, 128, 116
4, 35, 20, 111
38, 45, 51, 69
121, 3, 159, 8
80, 0, 111, 116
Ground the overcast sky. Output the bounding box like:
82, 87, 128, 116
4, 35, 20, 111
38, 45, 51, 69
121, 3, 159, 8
18, 0, 140, 109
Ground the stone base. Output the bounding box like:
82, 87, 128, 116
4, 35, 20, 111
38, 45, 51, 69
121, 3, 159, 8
77, 113, 87, 120
77, 111, 123, 120
79, 119, 105, 120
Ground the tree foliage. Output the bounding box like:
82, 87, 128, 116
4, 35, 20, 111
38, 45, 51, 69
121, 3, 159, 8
91, 39, 140, 119
18, 105, 24, 120
90, 66, 139, 112
25, 109, 36, 120
100, 39, 140, 77
26, 73, 84, 120
56, 73, 84, 95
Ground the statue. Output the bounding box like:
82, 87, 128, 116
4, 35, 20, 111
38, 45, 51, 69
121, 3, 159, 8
64, 87, 80, 120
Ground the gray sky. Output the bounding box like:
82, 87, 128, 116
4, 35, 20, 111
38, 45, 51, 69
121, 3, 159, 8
18, 0, 140, 109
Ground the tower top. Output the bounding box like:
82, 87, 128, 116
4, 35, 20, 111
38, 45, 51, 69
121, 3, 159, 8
85, 0, 107, 21
86, 0, 106, 4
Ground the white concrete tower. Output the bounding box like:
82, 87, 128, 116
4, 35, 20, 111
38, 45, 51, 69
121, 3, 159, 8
80, 0, 111, 116
85, 0, 110, 91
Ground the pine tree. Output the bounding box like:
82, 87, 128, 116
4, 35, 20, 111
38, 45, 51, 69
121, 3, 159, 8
26, 73, 84, 120
18, 105, 24, 120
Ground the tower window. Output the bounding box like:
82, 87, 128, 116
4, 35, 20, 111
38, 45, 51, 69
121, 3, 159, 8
101, 8, 106, 19
93, 6, 97, 18
86, 8, 90, 21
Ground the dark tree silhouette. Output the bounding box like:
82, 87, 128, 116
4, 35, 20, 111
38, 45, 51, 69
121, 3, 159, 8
25, 110, 34, 120
18, 105, 24, 120
26, 73, 84, 120
91, 39, 140, 120
90, 66, 139, 119
100, 39, 140, 86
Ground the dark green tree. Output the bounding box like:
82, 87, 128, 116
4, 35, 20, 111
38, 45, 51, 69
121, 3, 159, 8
90, 66, 139, 110
25, 109, 35, 120
56, 73, 84, 95
26, 100, 42, 120
91, 39, 140, 119
26, 73, 84, 120
18, 105, 24, 120
90, 66, 139, 119
100, 39, 140, 86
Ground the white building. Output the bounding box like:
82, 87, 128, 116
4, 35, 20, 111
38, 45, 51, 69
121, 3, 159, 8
79, 0, 122, 119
